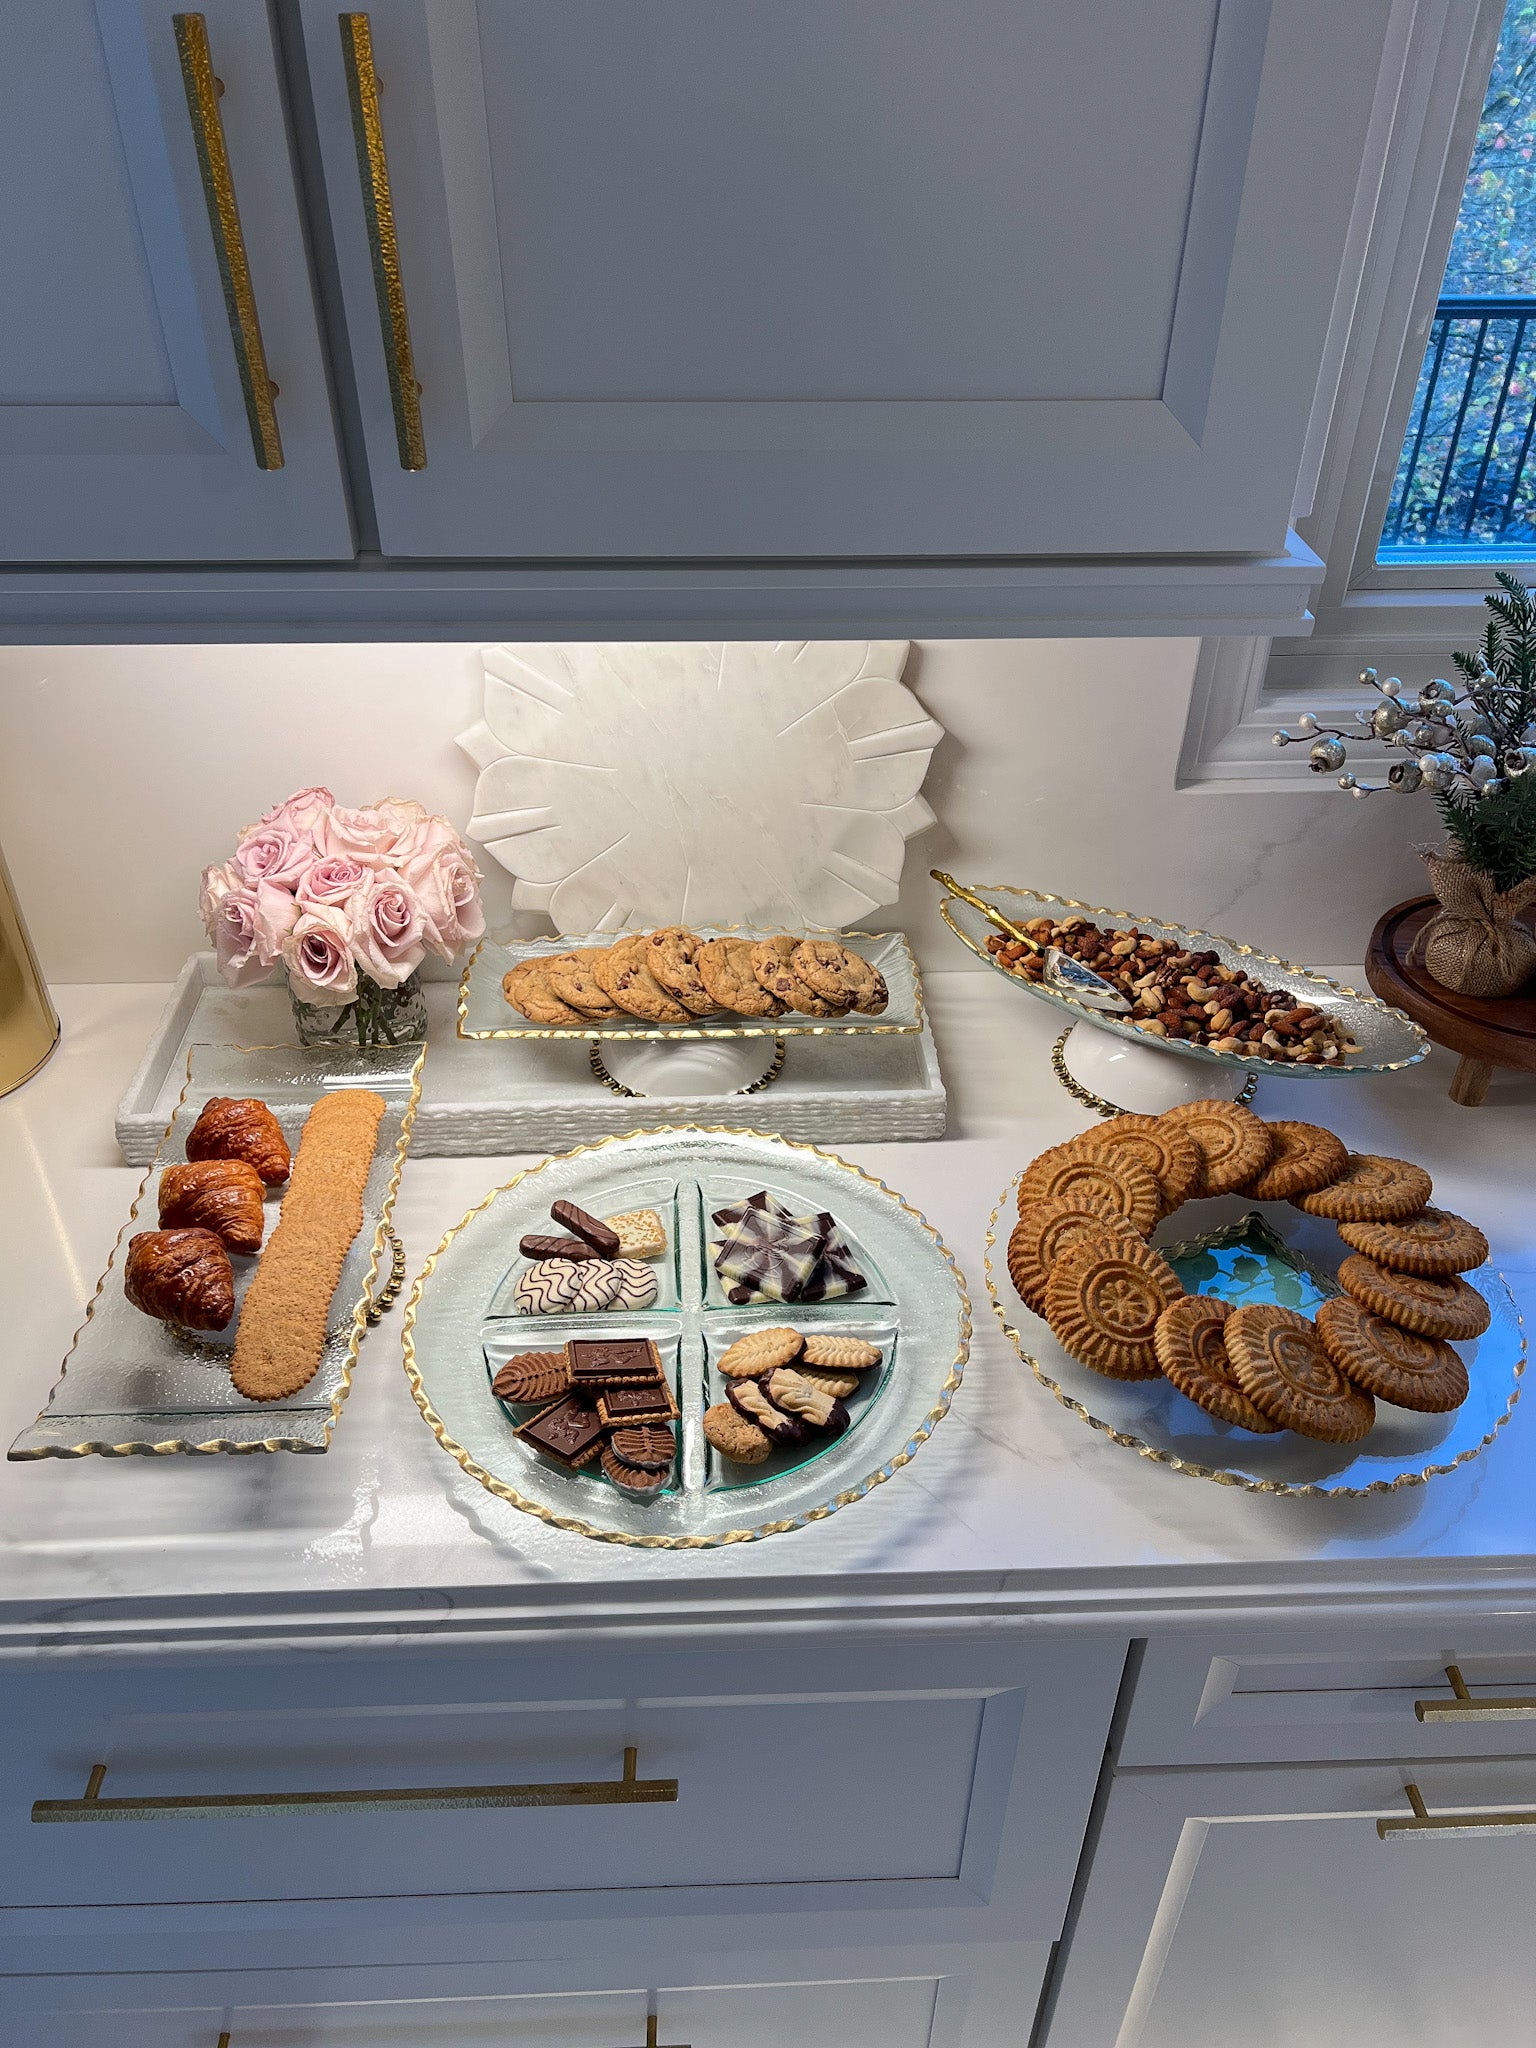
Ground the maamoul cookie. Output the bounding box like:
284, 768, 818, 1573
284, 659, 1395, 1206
1336, 1207, 1489, 1277
545, 948, 623, 1018
1043, 1237, 1184, 1379
801, 1333, 882, 1370
1224, 1303, 1375, 1441
790, 937, 889, 1015
1337, 1255, 1491, 1341
1080, 1113, 1202, 1215
644, 926, 718, 1016
503, 959, 585, 1026
1315, 1296, 1469, 1412
593, 936, 693, 1024
1153, 1295, 1281, 1432
491, 1351, 572, 1404
703, 1401, 772, 1464
1158, 1099, 1273, 1198
1240, 1120, 1349, 1202
1006, 1199, 1146, 1315
1294, 1153, 1433, 1222
717, 1326, 803, 1378
1016, 1144, 1161, 1239
696, 937, 788, 1018
750, 936, 850, 1018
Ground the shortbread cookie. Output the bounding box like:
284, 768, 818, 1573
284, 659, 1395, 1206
717, 1326, 803, 1378
644, 926, 718, 1016
545, 948, 623, 1018
1016, 1143, 1160, 1238
793, 1364, 862, 1400
703, 1401, 772, 1464
1043, 1237, 1183, 1379
502, 959, 585, 1026
491, 1350, 572, 1404
801, 1333, 882, 1371
513, 1260, 589, 1315
593, 936, 693, 1024
750, 936, 851, 1018
1080, 1114, 1202, 1216
605, 1208, 668, 1259
727, 1376, 807, 1443
1337, 1255, 1491, 1341
600, 1444, 668, 1495
696, 937, 788, 1018
790, 937, 889, 1015
1239, 1120, 1349, 1202
1336, 1207, 1489, 1277
1294, 1153, 1433, 1222
1158, 1100, 1273, 1198
1006, 1199, 1146, 1315
608, 1421, 677, 1472
1315, 1296, 1469, 1412
1153, 1295, 1280, 1432
765, 1367, 850, 1433
1224, 1303, 1375, 1441
606, 1258, 659, 1309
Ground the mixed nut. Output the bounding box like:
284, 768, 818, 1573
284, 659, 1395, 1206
985, 916, 1362, 1064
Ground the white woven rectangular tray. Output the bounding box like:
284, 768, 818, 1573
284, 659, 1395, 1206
115, 954, 947, 1163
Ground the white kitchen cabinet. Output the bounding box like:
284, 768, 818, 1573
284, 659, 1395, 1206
0, 0, 351, 561
1040, 1756, 1536, 2048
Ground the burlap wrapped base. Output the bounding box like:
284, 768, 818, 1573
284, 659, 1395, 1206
1407, 852, 1536, 997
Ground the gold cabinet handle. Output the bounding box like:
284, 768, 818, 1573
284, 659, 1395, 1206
1415, 1664, 1536, 1723
32, 1747, 676, 1823
173, 14, 284, 470
339, 11, 426, 469
1378, 1781, 1536, 1841
642, 2022, 689, 2048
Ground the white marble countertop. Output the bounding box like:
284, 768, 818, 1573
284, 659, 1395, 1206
3, 972, 1533, 1646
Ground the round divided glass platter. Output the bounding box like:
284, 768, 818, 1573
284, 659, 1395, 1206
402, 1128, 970, 1545
939, 883, 1429, 1078
984, 1179, 1522, 1497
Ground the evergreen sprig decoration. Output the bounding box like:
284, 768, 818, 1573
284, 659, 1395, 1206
1272, 572, 1536, 892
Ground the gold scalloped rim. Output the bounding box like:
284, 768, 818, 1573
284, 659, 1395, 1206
983, 1174, 1524, 1499
401, 1125, 970, 1546
8, 1043, 426, 1460
456, 927, 924, 1040
938, 882, 1430, 1076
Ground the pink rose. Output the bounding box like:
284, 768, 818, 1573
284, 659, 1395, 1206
316, 804, 396, 863
374, 796, 437, 862
257, 785, 334, 837
198, 859, 240, 937
348, 873, 426, 988
282, 904, 358, 1004
252, 879, 300, 965
406, 838, 485, 959
208, 880, 273, 988
233, 821, 312, 890
297, 853, 370, 910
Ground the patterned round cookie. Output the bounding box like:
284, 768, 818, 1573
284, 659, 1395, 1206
600, 1444, 667, 1495
1315, 1296, 1469, 1412
606, 1257, 659, 1309
545, 948, 624, 1019
793, 1364, 862, 1400
1080, 1114, 1202, 1216
1240, 1120, 1349, 1202
1016, 1144, 1161, 1239
1158, 1100, 1273, 1198
608, 1421, 677, 1472
750, 936, 852, 1018
1224, 1303, 1375, 1441
513, 1260, 589, 1314
1043, 1237, 1184, 1379
605, 1209, 668, 1259
703, 1401, 772, 1465
801, 1333, 882, 1371
695, 937, 788, 1019
491, 1351, 572, 1404
566, 1261, 626, 1313
644, 926, 719, 1016
1152, 1296, 1281, 1432
1337, 1255, 1491, 1341
1006, 1199, 1146, 1315
502, 960, 585, 1026
790, 938, 889, 1016
717, 1326, 803, 1378
1336, 1206, 1489, 1277
1293, 1153, 1433, 1222
594, 936, 693, 1024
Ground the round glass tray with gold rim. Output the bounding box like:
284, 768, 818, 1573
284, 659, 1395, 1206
402, 1127, 970, 1546
984, 1178, 1523, 1498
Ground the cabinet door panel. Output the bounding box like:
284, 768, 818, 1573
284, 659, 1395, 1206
0, 0, 352, 560
299, 0, 1388, 559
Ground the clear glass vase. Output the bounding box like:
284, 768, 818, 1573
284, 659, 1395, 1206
288, 966, 428, 1048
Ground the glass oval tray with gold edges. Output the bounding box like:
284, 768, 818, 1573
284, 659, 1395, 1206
985, 1182, 1523, 1497
939, 883, 1429, 1078
403, 1127, 970, 1546
458, 928, 922, 1040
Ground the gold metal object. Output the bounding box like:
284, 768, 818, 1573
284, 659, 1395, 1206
217, 2035, 231, 2048
173, 15, 284, 470
402, 1125, 970, 1548
1377, 1781, 1536, 1840
929, 869, 1042, 951
983, 1175, 1524, 1500
0, 840, 60, 1097
589, 1038, 786, 1097
339, 13, 426, 470
1416, 1665, 1536, 1723
1049, 1025, 1258, 1119
33, 1746, 675, 1823
364, 1226, 408, 1324
643, 2020, 689, 2048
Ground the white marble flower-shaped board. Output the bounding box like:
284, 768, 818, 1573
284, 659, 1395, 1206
456, 641, 941, 930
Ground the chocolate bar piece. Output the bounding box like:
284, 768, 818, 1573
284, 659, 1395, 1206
709, 1189, 866, 1306
514, 1393, 605, 1468
519, 1232, 600, 1262
551, 1201, 620, 1259
597, 1377, 680, 1426
567, 1336, 662, 1386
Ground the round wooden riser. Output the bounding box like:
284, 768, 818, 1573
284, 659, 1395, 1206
1367, 897, 1536, 1107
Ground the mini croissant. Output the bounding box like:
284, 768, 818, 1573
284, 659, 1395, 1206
185, 1096, 291, 1185
124, 1228, 235, 1331
158, 1160, 266, 1255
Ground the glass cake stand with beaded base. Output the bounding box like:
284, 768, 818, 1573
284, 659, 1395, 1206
938, 882, 1430, 1118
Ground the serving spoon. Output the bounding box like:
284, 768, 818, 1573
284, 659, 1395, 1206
929, 871, 1132, 1014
